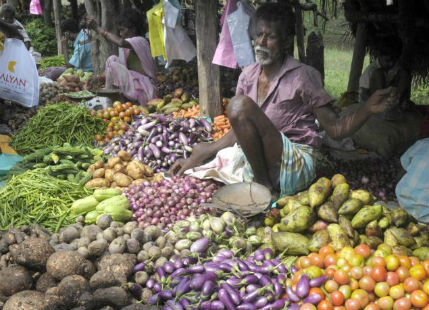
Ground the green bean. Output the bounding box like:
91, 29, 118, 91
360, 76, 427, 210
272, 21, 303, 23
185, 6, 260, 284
0, 169, 91, 232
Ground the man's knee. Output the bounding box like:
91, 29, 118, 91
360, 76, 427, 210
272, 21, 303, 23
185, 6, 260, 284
227, 95, 255, 121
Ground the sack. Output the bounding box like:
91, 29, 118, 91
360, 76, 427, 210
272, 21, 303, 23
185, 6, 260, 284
0, 39, 39, 108
29, 0, 43, 15
344, 104, 422, 157
395, 138, 429, 223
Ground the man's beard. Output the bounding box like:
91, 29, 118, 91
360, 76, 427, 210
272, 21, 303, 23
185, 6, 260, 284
254, 46, 281, 65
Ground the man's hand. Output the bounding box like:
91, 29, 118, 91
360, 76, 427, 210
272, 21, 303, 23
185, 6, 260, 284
364, 87, 399, 114
168, 144, 208, 175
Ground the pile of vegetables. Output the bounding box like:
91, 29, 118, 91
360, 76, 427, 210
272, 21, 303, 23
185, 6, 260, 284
103, 114, 212, 172
56, 68, 93, 92
11, 102, 106, 154
84, 150, 162, 190
70, 189, 132, 225
213, 113, 232, 141
156, 66, 199, 99
264, 175, 429, 255
4, 144, 103, 184
40, 55, 65, 70
0, 102, 37, 133
172, 105, 201, 118
124, 175, 218, 229
316, 156, 402, 201
291, 243, 429, 310
92, 101, 148, 143
0, 169, 91, 232
39, 82, 64, 105
147, 88, 198, 115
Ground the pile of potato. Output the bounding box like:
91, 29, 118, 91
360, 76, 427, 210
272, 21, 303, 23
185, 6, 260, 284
85, 151, 162, 190
57, 74, 84, 92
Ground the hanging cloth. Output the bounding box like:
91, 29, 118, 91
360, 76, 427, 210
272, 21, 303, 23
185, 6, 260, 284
29, 0, 42, 15
163, 0, 196, 67
226, 1, 255, 67
212, 0, 238, 69
147, 2, 166, 59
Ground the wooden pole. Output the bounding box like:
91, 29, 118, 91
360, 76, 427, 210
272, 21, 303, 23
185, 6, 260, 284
195, 0, 222, 118
294, 1, 306, 63
347, 22, 366, 92
52, 0, 65, 56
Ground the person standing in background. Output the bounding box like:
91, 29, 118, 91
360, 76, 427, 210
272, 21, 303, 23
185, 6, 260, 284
0, 3, 30, 49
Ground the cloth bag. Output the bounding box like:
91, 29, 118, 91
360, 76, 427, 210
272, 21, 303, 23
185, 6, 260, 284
0, 39, 39, 108
395, 138, 429, 223
29, 0, 43, 15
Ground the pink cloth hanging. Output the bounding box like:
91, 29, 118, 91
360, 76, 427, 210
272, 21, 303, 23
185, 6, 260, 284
29, 0, 42, 15
212, 0, 238, 69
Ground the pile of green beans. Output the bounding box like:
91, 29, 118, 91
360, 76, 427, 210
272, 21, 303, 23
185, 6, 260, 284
11, 102, 106, 154
0, 169, 91, 232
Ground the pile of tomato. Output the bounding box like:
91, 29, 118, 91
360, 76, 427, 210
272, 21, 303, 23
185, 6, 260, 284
292, 244, 429, 310
91, 101, 148, 143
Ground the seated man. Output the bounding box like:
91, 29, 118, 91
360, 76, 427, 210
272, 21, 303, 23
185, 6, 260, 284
0, 4, 31, 49
359, 38, 411, 120
170, 3, 396, 196
87, 9, 157, 106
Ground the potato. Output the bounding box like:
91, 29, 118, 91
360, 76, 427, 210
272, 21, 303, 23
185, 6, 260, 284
94, 160, 104, 169
0, 266, 32, 296
36, 272, 57, 293
113, 172, 132, 187
118, 150, 132, 162
132, 179, 146, 186
85, 178, 109, 189
3, 290, 45, 310
107, 157, 121, 168
98, 253, 136, 283
144, 165, 154, 177
93, 286, 130, 308
110, 182, 117, 188
105, 169, 115, 182
87, 163, 97, 174
57, 275, 90, 306
46, 251, 95, 280
89, 271, 120, 290
93, 168, 105, 178
11, 237, 54, 270
113, 163, 124, 173
126, 161, 144, 180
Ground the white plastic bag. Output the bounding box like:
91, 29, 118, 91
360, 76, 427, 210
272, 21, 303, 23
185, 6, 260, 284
0, 39, 39, 108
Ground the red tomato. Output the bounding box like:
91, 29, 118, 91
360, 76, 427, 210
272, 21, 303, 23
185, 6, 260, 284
309, 287, 326, 301
309, 253, 325, 268
423, 259, 429, 276
331, 291, 345, 306
372, 257, 386, 268
386, 272, 400, 286
338, 285, 352, 300
389, 284, 405, 299
409, 256, 420, 266
371, 266, 387, 282
334, 270, 350, 285
318, 300, 334, 310
395, 267, 409, 282
320, 245, 335, 257
365, 303, 381, 310
350, 266, 364, 280
355, 244, 372, 259
403, 277, 421, 293
326, 267, 337, 279
359, 276, 376, 292
377, 296, 394, 310
410, 290, 428, 308
409, 264, 426, 281
300, 256, 312, 269
398, 256, 411, 269
364, 266, 373, 276
393, 297, 411, 310
301, 303, 317, 310
351, 289, 369, 308
350, 278, 359, 291
334, 307, 347, 310
424, 279, 429, 295
345, 299, 361, 310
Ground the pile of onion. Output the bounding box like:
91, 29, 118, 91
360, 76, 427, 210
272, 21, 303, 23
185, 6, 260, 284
124, 176, 219, 229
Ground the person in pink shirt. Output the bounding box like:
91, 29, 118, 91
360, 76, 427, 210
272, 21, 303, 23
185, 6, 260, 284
170, 3, 397, 196
87, 9, 157, 106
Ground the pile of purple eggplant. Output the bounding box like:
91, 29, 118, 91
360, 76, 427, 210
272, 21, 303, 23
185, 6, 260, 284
103, 114, 213, 172
141, 248, 292, 310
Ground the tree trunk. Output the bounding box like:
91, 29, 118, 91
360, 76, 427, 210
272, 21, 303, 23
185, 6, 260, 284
52, 0, 65, 56
305, 31, 324, 84
294, 1, 306, 63
42, 0, 52, 25
70, 0, 78, 21
85, 0, 118, 75
195, 0, 222, 118
347, 22, 366, 92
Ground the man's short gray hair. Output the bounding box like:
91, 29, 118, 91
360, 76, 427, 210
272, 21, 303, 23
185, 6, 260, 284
1, 3, 16, 16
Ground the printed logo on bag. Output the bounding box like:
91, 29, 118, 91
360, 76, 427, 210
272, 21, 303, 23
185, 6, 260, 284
0, 59, 27, 93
